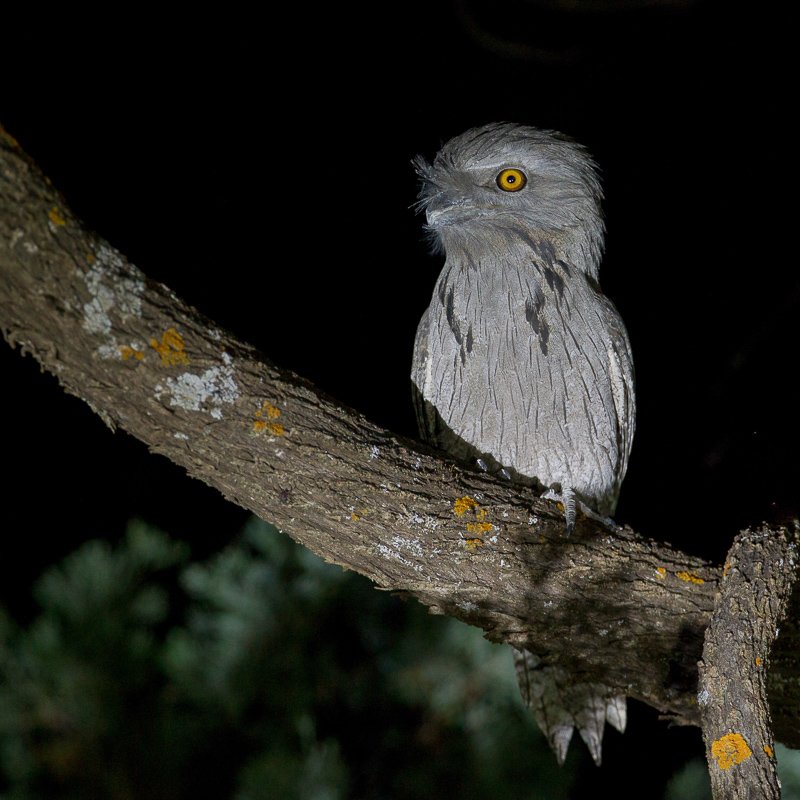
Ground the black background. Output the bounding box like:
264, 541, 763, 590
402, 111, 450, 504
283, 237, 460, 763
2, 2, 793, 796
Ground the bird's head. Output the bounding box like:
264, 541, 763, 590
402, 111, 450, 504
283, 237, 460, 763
414, 122, 605, 279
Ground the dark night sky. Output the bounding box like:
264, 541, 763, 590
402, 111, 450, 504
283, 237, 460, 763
1, 2, 794, 793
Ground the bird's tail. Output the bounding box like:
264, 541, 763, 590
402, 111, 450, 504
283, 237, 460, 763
512, 647, 626, 766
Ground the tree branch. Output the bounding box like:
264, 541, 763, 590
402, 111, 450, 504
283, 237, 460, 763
699, 528, 798, 798
3, 124, 800, 752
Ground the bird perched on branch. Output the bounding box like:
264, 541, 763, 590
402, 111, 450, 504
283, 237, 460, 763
411, 122, 635, 765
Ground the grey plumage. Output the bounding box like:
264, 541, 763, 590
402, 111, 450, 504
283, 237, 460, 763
410, 123, 635, 764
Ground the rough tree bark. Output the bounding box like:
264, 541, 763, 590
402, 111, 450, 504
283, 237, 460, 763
2, 124, 798, 791
699, 529, 798, 799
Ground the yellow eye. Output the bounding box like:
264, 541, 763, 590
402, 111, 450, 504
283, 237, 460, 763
496, 168, 527, 192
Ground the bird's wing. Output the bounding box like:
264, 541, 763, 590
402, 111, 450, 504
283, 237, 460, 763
410, 303, 437, 444
597, 294, 636, 489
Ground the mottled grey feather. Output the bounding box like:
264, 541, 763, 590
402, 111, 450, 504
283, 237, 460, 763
410, 122, 636, 765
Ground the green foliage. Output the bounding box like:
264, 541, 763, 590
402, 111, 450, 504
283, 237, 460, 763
0, 517, 570, 800
776, 745, 800, 800
0, 522, 187, 799
663, 757, 712, 800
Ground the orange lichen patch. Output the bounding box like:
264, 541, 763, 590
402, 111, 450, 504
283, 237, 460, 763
764, 745, 774, 758
254, 420, 284, 435
254, 401, 283, 435
150, 328, 190, 366
454, 497, 494, 532
676, 571, 705, 584
454, 496, 479, 516
656, 567, 666, 580
351, 510, 367, 521
464, 538, 483, 550
711, 733, 752, 770
756, 657, 761, 665
119, 346, 145, 361
49, 207, 66, 226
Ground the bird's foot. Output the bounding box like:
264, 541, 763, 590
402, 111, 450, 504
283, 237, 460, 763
476, 458, 513, 481
577, 503, 620, 533
541, 486, 577, 536
541, 487, 620, 536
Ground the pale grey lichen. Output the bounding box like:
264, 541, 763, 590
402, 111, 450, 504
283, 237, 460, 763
406, 512, 441, 530
376, 543, 423, 572
82, 273, 116, 334
391, 536, 423, 558
162, 364, 239, 416
80, 244, 145, 335
97, 340, 122, 359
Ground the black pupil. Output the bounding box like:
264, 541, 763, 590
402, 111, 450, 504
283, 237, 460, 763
506, 173, 516, 184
